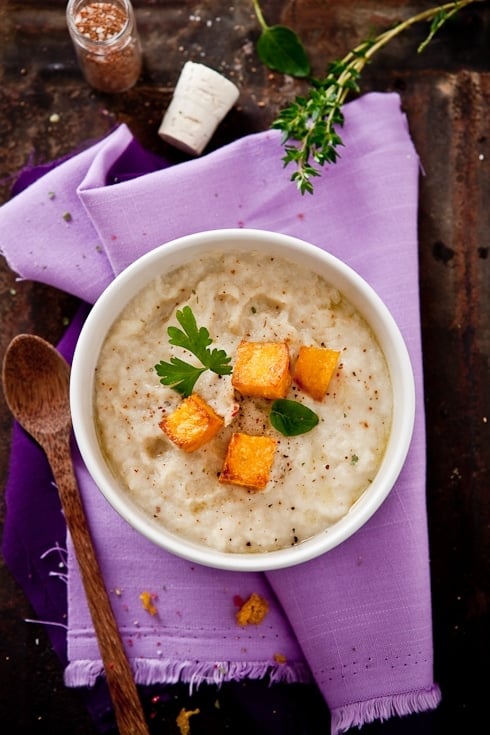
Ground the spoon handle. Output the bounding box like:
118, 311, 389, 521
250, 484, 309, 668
46, 432, 150, 735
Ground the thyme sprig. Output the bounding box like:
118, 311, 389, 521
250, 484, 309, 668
252, 0, 483, 194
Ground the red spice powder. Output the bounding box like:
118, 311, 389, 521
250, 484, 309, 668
74, 2, 126, 42
69, 1, 142, 93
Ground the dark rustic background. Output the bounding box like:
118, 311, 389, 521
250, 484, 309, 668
1, 1, 489, 733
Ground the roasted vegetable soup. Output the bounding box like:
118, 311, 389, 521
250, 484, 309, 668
94, 250, 392, 553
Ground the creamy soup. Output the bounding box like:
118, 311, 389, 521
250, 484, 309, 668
94, 250, 392, 553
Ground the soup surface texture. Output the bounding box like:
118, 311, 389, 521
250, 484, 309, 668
94, 250, 393, 553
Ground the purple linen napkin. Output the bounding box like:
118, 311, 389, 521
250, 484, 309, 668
1, 92, 441, 734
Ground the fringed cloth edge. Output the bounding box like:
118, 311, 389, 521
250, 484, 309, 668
64, 658, 312, 691
330, 685, 442, 735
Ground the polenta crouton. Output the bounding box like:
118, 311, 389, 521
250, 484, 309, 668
293, 345, 340, 401
159, 393, 224, 452
232, 340, 291, 399
235, 592, 269, 626
139, 590, 158, 616
176, 707, 200, 735
219, 432, 277, 489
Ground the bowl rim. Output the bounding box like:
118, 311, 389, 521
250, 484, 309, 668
70, 227, 416, 571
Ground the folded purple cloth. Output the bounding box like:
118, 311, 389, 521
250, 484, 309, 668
0, 92, 441, 734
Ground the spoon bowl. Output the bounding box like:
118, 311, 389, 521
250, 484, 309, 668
2, 334, 71, 440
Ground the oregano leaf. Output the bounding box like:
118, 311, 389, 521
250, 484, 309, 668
256, 25, 311, 78
270, 399, 319, 436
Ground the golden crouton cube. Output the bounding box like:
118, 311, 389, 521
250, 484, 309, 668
235, 592, 270, 626
219, 433, 277, 490
232, 341, 291, 399
293, 345, 340, 401
159, 393, 224, 452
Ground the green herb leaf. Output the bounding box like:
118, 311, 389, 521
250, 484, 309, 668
270, 399, 319, 436
155, 357, 207, 397
168, 306, 232, 375
257, 25, 311, 77
417, 6, 460, 53
155, 306, 232, 397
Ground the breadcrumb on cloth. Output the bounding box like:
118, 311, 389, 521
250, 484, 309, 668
235, 592, 269, 626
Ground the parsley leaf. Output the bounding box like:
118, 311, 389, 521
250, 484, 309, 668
155, 357, 207, 397
155, 306, 232, 397
167, 306, 232, 375
270, 399, 319, 436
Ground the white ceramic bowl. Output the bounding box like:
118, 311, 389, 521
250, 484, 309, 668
70, 228, 415, 572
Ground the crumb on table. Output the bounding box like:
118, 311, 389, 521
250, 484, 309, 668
176, 707, 200, 735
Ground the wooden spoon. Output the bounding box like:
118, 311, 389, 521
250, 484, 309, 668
2, 334, 150, 735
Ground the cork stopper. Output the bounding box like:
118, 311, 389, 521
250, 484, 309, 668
158, 62, 240, 155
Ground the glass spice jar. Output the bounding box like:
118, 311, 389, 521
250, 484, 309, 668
66, 0, 142, 93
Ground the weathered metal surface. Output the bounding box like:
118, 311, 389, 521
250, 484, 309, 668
1, 1, 489, 732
